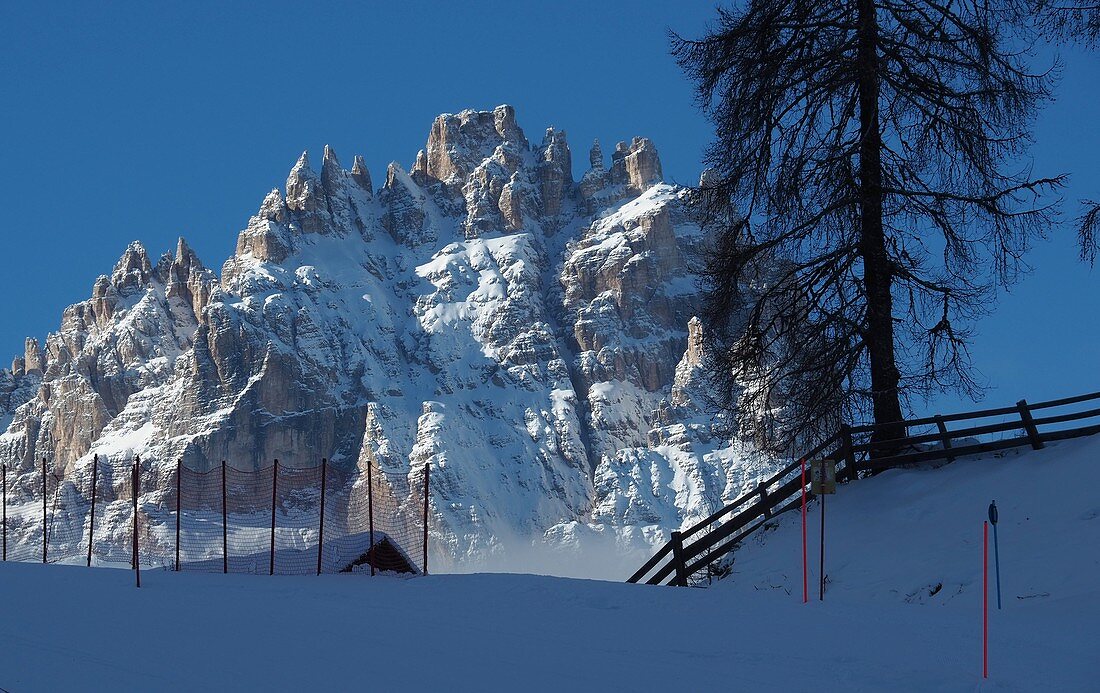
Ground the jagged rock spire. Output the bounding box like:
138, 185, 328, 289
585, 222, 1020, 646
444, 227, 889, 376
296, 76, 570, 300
538, 127, 572, 217
23, 337, 44, 375
285, 150, 322, 212
351, 155, 372, 194
589, 139, 604, 171
321, 145, 344, 199
111, 241, 153, 294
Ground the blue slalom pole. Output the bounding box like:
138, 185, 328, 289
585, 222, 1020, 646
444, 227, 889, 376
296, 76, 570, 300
988, 500, 1001, 610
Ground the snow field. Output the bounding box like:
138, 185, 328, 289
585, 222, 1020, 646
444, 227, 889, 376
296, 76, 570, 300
1, 435, 1097, 690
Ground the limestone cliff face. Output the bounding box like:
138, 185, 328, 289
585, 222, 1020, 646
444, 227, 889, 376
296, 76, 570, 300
0, 241, 216, 475
0, 106, 776, 571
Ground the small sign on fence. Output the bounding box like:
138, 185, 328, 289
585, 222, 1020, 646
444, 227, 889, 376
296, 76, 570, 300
809, 459, 837, 495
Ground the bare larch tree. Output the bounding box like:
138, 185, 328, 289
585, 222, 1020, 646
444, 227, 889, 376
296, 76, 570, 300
673, 1, 1064, 453
1035, 0, 1100, 264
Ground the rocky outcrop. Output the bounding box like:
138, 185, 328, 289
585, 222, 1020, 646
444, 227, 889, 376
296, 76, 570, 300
0, 238, 217, 474
610, 137, 663, 194
0, 106, 775, 571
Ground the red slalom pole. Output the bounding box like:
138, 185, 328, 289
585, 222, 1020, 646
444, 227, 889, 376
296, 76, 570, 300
983, 520, 989, 679
801, 458, 808, 604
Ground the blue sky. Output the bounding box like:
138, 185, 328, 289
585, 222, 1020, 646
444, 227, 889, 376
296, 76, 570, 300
0, 1, 1096, 415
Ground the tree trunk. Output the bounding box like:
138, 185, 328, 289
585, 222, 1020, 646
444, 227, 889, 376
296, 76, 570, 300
857, 0, 905, 449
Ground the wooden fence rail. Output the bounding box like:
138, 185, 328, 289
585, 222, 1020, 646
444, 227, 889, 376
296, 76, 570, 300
627, 390, 1100, 587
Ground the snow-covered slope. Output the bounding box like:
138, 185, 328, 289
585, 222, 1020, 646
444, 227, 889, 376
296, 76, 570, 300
0, 436, 1096, 691
0, 106, 778, 572
721, 435, 1100, 607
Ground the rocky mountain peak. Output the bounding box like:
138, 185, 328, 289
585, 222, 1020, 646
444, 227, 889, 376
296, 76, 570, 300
23, 337, 44, 375
610, 137, 663, 194
285, 150, 322, 212
111, 241, 154, 294
416, 105, 529, 185
0, 105, 772, 573
537, 127, 572, 217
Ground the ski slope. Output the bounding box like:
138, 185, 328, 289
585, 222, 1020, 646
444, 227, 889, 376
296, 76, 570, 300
0, 436, 1097, 691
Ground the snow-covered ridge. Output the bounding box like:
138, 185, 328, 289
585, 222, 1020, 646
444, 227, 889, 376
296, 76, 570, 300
0, 105, 779, 574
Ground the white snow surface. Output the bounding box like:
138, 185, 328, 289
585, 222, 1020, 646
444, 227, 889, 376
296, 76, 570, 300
1, 433, 1096, 690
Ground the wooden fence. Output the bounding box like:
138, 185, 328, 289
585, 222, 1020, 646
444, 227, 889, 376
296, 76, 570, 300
627, 390, 1100, 587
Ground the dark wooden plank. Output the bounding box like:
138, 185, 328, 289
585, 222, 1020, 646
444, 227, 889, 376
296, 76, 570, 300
680, 499, 767, 561
645, 556, 678, 586
1040, 423, 1100, 443
1027, 390, 1100, 410
851, 391, 1099, 437
680, 471, 807, 567
852, 429, 950, 452
626, 540, 673, 583
684, 516, 768, 575
934, 404, 1022, 424
1029, 405, 1100, 428
680, 439, 836, 541
681, 487, 762, 539
851, 402, 1020, 432
860, 436, 1031, 471
852, 418, 1028, 457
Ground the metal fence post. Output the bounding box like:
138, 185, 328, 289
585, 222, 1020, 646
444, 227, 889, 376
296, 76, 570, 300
42, 457, 47, 563
221, 461, 228, 574
2, 463, 6, 561
316, 458, 327, 576
422, 462, 429, 576
87, 454, 98, 567
175, 459, 181, 572
367, 459, 375, 576
133, 459, 141, 588
269, 460, 278, 576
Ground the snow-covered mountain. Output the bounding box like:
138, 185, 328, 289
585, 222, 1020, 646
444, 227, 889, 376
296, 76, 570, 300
0, 106, 778, 573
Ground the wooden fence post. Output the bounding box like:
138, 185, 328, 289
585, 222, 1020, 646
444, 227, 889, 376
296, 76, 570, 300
133, 459, 140, 588
42, 457, 47, 563
87, 455, 98, 567
1017, 399, 1044, 450
175, 460, 181, 571
367, 458, 375, 576
840, 425, 858, 481
934, 415, 955, 461
758, 484, 772, 520
316, 458, 327, 576
269, 460, 278, 576
422, 462, 430, 576
221, 461, 228, 574
670, 530, 688, 587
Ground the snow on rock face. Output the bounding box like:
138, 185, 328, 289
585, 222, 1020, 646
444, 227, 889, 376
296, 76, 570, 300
0, 106, 779, 573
